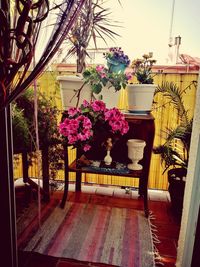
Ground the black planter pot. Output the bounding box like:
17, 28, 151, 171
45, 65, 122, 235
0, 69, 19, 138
168, 168, 187, 218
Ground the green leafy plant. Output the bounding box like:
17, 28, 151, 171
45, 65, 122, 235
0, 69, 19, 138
153, 81, 194, 173
12, 104, 30, 153
130, 53, 156, 84
14, 89, 64, 179
82, 64, 131, 95
153, 81, 196, 218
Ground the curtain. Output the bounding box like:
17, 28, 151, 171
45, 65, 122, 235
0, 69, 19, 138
0, 1, 86, 266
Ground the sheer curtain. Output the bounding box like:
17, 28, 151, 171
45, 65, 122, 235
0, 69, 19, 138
0, 1, 86, 266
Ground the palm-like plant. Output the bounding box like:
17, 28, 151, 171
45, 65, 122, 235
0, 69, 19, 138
62, 0, 120, 73
153, 81, 194, 173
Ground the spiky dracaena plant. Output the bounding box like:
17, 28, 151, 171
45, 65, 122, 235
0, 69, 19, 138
153, 81, 195, 173
62, 0, 120, 73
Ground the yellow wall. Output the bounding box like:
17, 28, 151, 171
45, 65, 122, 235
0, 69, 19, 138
13, 71, 198, 190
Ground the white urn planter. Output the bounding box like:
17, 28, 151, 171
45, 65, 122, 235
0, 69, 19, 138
57, 75, 92, 110
126, 84, 156, 114
127, 139, 146, 170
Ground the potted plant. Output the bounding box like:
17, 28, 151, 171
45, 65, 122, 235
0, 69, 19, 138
81, 61, 131, 108
59, 99, 129, 162
153, 81, 193, 218
126, 52, 157, 114
14, 89, 64, 182
57, 0, 121, 109
64, 47, 131, 108
104, 47, 131, 74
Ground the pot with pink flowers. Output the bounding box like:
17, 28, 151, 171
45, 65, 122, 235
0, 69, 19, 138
82, 64, 130, 109
59, 100, 129, 161
81, 47, 131, 109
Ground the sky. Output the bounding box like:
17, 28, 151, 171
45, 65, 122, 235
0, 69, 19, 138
90, 0, 200, 64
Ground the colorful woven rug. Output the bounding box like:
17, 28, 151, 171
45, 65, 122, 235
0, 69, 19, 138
18, 199, 155, 267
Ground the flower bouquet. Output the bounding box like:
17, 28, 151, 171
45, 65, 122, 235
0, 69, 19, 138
59, 100, 129, 158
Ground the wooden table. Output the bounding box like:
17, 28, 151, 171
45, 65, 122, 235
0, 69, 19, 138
60, 113, 155, 217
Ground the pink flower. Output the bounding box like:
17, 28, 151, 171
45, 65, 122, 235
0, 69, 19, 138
121, 121, 129, 134
125, 72, 133, 80
83, 100, 90, 107
68, 107, 80, 117
91, 100, 106, 112
83, 144, 91, 152
68, 134, 78, 144
77, 115, 92, 129
96, 65, 105, 72
78, 128, 92, 141
104, 108, 124, 121
59, 99, 129, 152
100, 72, 107, 78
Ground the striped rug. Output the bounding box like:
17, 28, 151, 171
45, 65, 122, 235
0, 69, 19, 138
18, 200, 155, 267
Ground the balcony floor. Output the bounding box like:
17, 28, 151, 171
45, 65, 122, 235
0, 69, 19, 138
16, 183, 181, 267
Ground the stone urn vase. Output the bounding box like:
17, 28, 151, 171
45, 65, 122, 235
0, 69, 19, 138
127, 139, 146, 170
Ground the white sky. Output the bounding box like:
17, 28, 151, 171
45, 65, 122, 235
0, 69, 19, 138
90, 0, 200, 64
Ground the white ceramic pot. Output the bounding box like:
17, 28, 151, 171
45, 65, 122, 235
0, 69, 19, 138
94, 85, 120, 109
57, 75, 92, 109
127, 139, 146, 170
126, 84, 156, 114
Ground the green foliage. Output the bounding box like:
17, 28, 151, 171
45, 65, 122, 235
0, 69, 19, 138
13, 88, 64, 179
153, 82, 194, 173
82, 65, 129, 96
64, 0, 120, 73
155, 82, 190, 125
12, 104, 30, 153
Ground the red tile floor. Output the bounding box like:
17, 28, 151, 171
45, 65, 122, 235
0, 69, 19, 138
17, 183, 181, 267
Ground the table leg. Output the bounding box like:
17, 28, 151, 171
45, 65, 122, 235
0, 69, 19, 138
144, 186, 149, 217
60, 145, 69, 209
75, 172, 82, 191
139, 176, 144, 196
142, 173, 149, 217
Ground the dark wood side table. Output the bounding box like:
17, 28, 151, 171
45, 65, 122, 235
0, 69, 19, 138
60, 113, 155, 217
